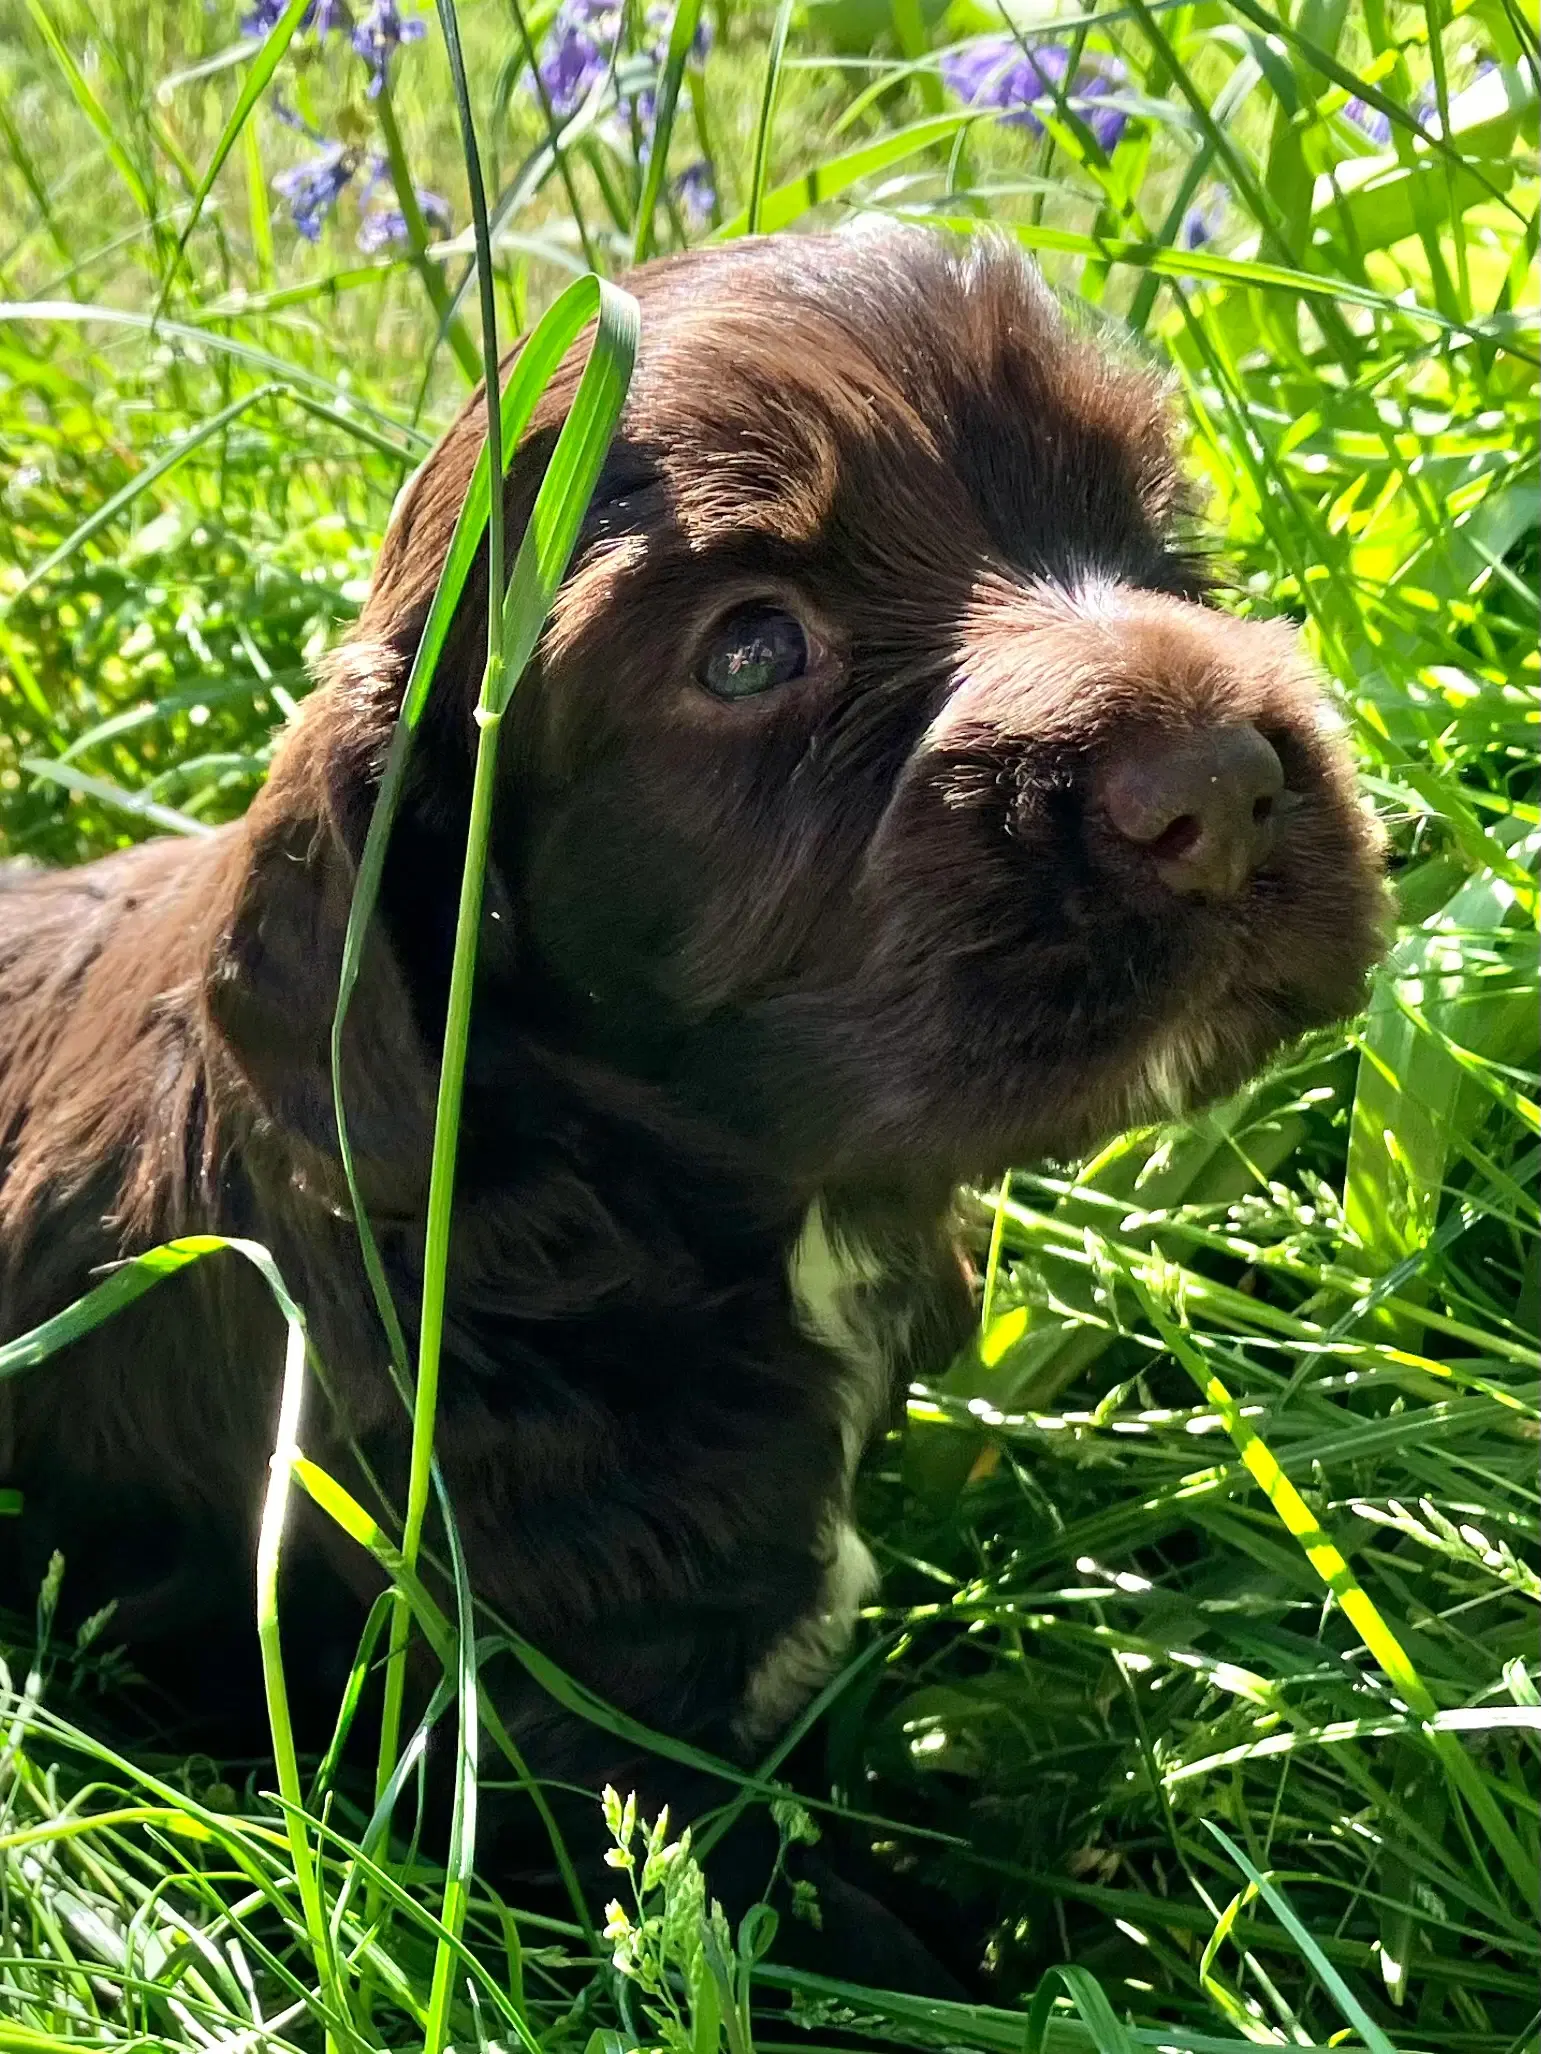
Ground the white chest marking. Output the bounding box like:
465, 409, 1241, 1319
787, 1199, 897, 1463
1131, 1014, 1222, 1122
735, 1522, 880, 1745
734, 1202, 902, 1747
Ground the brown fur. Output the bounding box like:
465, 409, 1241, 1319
0, 229, 1387, 1975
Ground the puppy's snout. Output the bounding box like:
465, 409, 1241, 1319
1097, 725, 1285, 898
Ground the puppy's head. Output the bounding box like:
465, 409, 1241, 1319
216, 229, 1388, 1201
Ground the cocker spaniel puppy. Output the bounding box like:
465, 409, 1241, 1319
0, 227, 1386, 1980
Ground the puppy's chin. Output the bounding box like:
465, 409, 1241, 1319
1104, 976, 1363, 1133
735, 870, 1386, 1195
887, 820, 1383, 1188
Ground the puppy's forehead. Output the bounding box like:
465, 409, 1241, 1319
597, 231, 1185, 578
623, 308, 947, 549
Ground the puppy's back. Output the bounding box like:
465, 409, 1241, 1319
0, 833, 238, 1317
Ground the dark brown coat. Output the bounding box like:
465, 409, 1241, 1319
0, 229, 1386, 1968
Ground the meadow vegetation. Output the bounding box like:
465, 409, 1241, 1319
0, 1, 1536, 2051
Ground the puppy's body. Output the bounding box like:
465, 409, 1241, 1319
0, 231, 1386, 1958
0, 795, 965, 1787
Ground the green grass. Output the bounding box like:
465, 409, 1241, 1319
0, 1, 1537, 2052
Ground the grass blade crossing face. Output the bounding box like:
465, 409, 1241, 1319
329, 272, 641, 1377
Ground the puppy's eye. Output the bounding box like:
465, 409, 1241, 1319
698, 607, 811, 700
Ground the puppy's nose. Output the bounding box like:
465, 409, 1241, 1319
1098, 725, 1284, 897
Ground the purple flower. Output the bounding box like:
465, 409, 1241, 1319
940, 34, 1129, 151
241, 0, 351, 36
674, 157, 715, 227
358, 185, 452, 252
534, 0, 707, 127
1412, 60, 1495, 131
536, 0, 622, 118
940, 34, 1064, 123
351, 0, 426, 97
1079, 82, 1128, 153
1343, 94, 1392, 143
1179, 188, 1227, 251
645, 3, 712, 62
273, 143, 358, 240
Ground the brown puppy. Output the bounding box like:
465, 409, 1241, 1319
0, 228, 1386, 1975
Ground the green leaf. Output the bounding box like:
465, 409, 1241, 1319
1345, 828, 1541, 1273
330, 269, 639, 1373
23, 0, 154, 222
7, 384, 285, 602
633, 0, 704, 263
20, 758, 215, 839
489, 279, 639, 710
715, 112, 980, 238
0, 1235, 302, 1379
155, 0, 313, 315
746, 0, 797, 234
1024, 1964, 1140, 2054
1202, 1823, 1403, 2054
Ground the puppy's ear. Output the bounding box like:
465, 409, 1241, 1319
204, 647, 439, 1215
204, 336, 585, 1209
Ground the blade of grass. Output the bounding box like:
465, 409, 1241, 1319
373, 76, 482, 383
632, 0, 703, 263
393, 273, 639, 1643
23, 0, 154, 224
1202, 1823, 1401, 2054
1024, 1964, 1141, 2054
330, 272, 639, 1400
253, 1302, 351, 2054
153, 0, 312, 319
19, 759, 215, 839
422, 1474, 482, 2054
745, 0, 796, 235
897, 214, 1540, 359
1119, 1253, 1539, 1910
288, 1455, 596, 1949
6, 384, 285, 602
713, 111, 977, 239
361, 5, 511, 1962
0, 300, 431, 448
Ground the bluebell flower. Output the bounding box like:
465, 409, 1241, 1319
941, 34, 1129, 151
241, 0, 351, 37
940, 34, 1062, 123
1343, 94, 1392, 143
674, 157, 715, 226
535, 0, 707, 130
273, 143, 358, 240
351, 0, 426, 97
536, 0, 623, 118
358, 185, 452, 252
1179, 188, 1227, 251
1079, 80, 1128, 154
1412, 59, 1495, 130
644, 3, 712, 62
